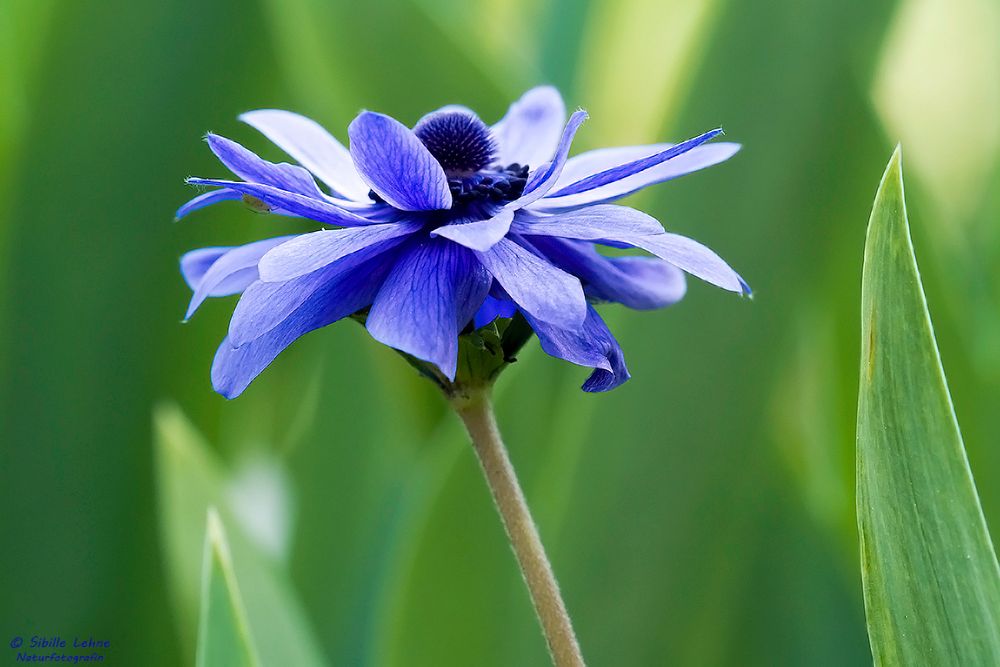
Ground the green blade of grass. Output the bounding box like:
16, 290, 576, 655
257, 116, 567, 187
196, 509, 261, 667
857, 146, 1000, 665
154, 403, 326, 667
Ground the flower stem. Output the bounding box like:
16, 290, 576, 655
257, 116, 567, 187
453, 389, 585, 667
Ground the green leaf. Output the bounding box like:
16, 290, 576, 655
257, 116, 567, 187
857, 146, 1000, 665
196, 509, 261, 667
154, 403, 327, 667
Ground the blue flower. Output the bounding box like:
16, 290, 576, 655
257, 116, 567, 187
179, 87, 749, 398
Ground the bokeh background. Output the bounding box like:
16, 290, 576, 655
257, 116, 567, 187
2, 0, 999, 664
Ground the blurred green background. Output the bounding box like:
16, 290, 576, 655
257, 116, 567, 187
2, 0, 998, 664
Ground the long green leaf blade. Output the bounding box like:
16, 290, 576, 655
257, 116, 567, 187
857, 146, 1000, 665
154, 404, 326, 667
196, 509, 261, 667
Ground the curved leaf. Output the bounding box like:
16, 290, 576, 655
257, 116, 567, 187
154, 404, 326, 667
196, 509, 261, 667
857, 147, 1000, 665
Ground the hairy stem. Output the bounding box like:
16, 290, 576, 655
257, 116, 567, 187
453, 390, 585, 667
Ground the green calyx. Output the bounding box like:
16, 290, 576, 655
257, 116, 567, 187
350, 311, 535, 401
451, 312, 533, 395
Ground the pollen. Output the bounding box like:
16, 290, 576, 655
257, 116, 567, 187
413, 111, 496, 175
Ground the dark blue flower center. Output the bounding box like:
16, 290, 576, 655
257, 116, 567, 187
367, 163, 529, 215
413, 111, 496, 175
447, 163, 529, 206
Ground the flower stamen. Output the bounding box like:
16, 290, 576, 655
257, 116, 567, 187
369, 163, 529, 208
413, 111, 496, 176
449, 163, 529, 205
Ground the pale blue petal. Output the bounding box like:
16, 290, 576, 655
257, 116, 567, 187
186, 178, 381, 227
545, 128, 723, 198
257, 220, 422, 282
512, 205, 749, 294
513, 205, 664, 238
175, 189, 241, 220
534, 142, 740, 212
506, 111, 588, 209
181, 247, 228, 290
531, 236, 686, 310
212, 255, 392, 399
554, 144, 673, 186
239, 109, 370, 200
184, 236, 295, 320
475, 237, 586, 328
205, 133, 324, 197
228, 239, 402, 348
430, 209, 514, 252
634, 233, 751, 295
492, 86, 567, 168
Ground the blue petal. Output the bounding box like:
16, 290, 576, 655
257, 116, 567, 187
473, 294, 517, 329
492, 86, 567, 169
414, 104, 477, 125
534, 142, 740, 212
257, 220, 422, 282
556, 144, 673, 184
175, 189, 242, 220
635, 233, 751, 295
545, 128, 723, 198
181, 247, 228, 290
212, 253, 393, 399
366, 238, 491, 380
206, 134, 324, 197
239, 109, 371, 201
524, 305, 630, 392
186, 178, 382, 227
515, 204, 664, 237
475, 237, 586, 328
507, 111, 588, 209
184, 236, 296, 319
228, 238, 402, 348
530, 236, 686, 310
348, 111, 452, 211
511, 205, 749, 295
430, 209, 514, 252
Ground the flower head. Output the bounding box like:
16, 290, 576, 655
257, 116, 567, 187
178, 87, 749, 398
